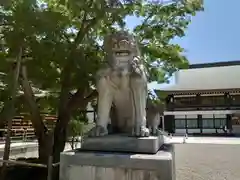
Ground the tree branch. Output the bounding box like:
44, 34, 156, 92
70, 0, 95, 50
70, 88, 85, 101
70, 1, 122, 50
84, 89, 98, 103
58, 7, 104, 113
58, 2, 120, 120
20, 65, 48, 137
72, 12, 88, 48
68, 89, 97, 111
71, 15, 105, 51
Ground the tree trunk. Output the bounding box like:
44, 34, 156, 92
52, 110, 71, 180
51, 94, 93, 180
20, 65, 50, 163
52, 94, 96, 161
52, 110, 71, 163
0, 101, 12, 128
51, 67, 96, 180
38, 132, 54, 163
52, 92, 96, 162
52, 58, 77, 162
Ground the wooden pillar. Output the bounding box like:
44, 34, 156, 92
166, 94, 175, 111
224, 92, 231, 109
93, 111, 96, 123
164, 115, 175, 133
226, 114, 232, 130
165, 94, 175, 133
198, 114, 202, 134
166, 95, 173, 111
185, 115, 188, 134
196, 94, 202, 133
213, 114, 217, 134
196, 94, 201, 110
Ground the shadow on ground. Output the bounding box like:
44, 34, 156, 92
0, 158, 47, 180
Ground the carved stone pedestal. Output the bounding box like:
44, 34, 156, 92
60, 144, 176, 180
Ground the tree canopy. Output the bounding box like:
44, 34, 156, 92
0, 0, 203, 93
0, 0, 203, 164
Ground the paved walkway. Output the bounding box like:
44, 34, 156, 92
0, 141, 38, 149
175, 143, 240, 180
0, 140, 81, 160
2, 137, 240, 180
165, 136, 240, 144
1, 136, 240, 151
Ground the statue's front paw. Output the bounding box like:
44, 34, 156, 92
132, 126, 150, 137
149, 126, 162, 136
88, 125, 108, 137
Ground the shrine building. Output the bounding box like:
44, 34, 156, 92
155, 60, 240, 135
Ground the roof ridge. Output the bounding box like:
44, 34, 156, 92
189, 60, 240, 69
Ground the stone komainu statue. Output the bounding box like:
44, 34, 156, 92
89, 31, 159, 137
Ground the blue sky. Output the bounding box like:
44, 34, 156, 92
125, 0, 240, 89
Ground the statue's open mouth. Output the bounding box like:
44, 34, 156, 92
115, 50, 130, 56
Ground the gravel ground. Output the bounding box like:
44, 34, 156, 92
175, 143, 240, 180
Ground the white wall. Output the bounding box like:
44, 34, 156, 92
174, 65, 240, 90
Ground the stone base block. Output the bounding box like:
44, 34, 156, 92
81, 134, 164, 154
60, 144, 175, 180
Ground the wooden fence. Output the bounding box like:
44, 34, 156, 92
0, 110, 97, 140
0, 114, 57, 140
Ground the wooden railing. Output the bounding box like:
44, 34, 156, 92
0, 110, 96, 139
0, 114, 57, 139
